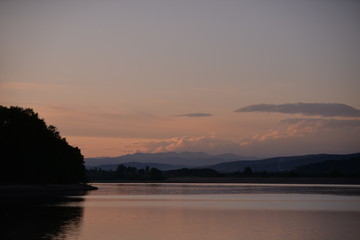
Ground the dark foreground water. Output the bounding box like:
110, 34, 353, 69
1, 183, 360, 240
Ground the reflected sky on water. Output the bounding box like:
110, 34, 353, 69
1, 183, 360, 240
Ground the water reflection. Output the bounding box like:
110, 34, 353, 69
0, 196, 84, 240
80, 184, 360, 240
2, 184, 360, 240
90, 183, 360, 196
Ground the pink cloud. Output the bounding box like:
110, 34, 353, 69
122, 118, 360, 156
130, 136, 241, 154
247, 118, 360, 145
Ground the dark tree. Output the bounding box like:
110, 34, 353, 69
243, 167, 253, 175
116, 164, 127, 178
0, 106, 86, 184
149, 167, 163, 180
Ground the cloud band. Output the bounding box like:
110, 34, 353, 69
235, 103, 360, 117
175, 113, 213, 118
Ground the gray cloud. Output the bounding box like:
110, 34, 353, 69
235, 103, 360, 117
175, 113, 213, 118
281, 118, 360, 129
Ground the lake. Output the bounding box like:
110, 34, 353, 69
1, 183, 360, 240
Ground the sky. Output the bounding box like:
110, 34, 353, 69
1, 0, 359, 158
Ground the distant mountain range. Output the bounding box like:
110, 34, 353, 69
205, 153, 360, 173
85, 151, 360, 173
85, 152, 255, 170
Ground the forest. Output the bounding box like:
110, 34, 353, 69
86, 158, 360, 182
0, 106, 86, 184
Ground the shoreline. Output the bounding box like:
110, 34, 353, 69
90, 177, 360, 185
0, 183, 98, 196
2, 178, 359, 196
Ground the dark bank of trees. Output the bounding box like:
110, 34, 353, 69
86, 166, 223, 181
86, 160, 360, 182
164, 168, 223, 178
86, 167, 224, 181
87, 164, 164, 181
0, 106, 86, 184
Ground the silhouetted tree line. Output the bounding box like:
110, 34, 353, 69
86, 166, 222, 181
86, 167, 239, 181
86, 165, 164, 180
163, 168, 223, 178
229, 164, 360, 178
0, 106, 86, 184
86, 161, 360, 181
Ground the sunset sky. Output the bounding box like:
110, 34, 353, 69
1, 0, 359, 158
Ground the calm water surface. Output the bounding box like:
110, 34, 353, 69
1, 183, 360, 240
